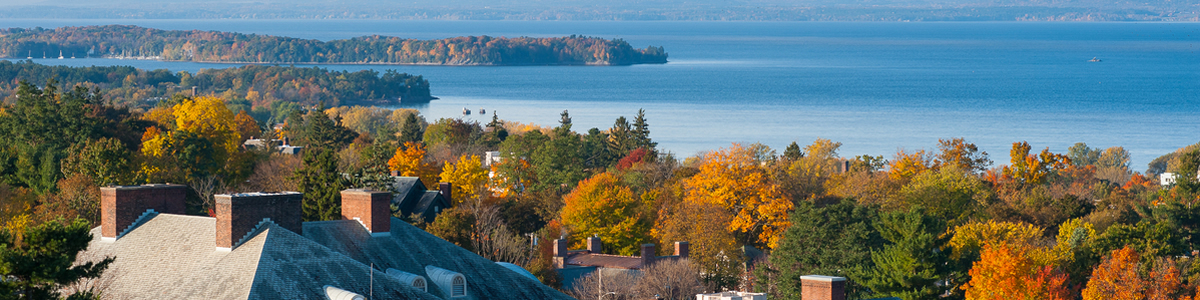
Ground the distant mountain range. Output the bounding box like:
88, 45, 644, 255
0, 0, 1195, 21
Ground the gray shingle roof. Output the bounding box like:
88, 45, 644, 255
303, 218, 573, 300
82, 213, 441, 300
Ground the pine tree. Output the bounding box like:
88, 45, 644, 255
631, 109, 657, 151
607, 116, 633, 159
783, 142, 804, 161
293, 148, 346, 221
766, 199, 883, 299
863, 208, 952, 300
398, 111, 424, 144
0, 218, 113, 299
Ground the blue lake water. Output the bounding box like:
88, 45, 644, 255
1, 19, 1198, 170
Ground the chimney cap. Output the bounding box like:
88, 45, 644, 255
799, 275, 846, 282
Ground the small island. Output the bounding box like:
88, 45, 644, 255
0, 25, 669, 66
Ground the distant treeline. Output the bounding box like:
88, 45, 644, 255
0, 25, 669, 65
0, 60, 432, 108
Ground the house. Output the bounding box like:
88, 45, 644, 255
696, 291, 767, 300
82, 184, 569, 299
242, 137, 302, 155
1160, 171, 1200, 186
389, 175, 452, 223
552, 237, 689, 289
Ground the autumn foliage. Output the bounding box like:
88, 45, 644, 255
963, 244, 1072, 300
561, 172, 653, 256
684, 144, 793, 248
1081, 246, 1196, 300
388, 141, 438, 187
1002, 141, 1071, 185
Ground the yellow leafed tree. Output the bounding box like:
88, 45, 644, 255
684, 143, 793, 249
561, 172, 653, 256
440, 154, 488, 206
173, 96, 240, 158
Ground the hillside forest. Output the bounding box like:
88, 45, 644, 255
4, 74, 1200, 299
0, 25, 670, 65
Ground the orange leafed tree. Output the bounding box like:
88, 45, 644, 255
683, 143, 792, 248
963, 244, 1072, 300
234, 110, 259, 141
1081, 246, 1195, 300
1001, 141, 1071, 185
387, 141, 437, 188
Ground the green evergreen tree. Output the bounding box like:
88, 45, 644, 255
763, 198, 883, 299
582, 128, 613, 170
783, 142, 804, 161
531, 111, 587, 193
293, 148, 346, 222
631, 109, 657, 151
607, 116, 633, 159
0, 218, 113, 299
398, 111, 424, 144
303, 102, 355, 150
483, 112, 509, 147
862, 208, 952, 300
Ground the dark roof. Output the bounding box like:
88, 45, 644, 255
392, 176, 433, 215
566, 253, 645, 269
303, 218, 572, 299
415, 191, 449, 214
81, 213, 439, 300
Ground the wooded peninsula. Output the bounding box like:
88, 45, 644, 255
0, 25, 669, 66
0, 60, 433, 110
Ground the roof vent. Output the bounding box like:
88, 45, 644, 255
323, 285, 365, 300
425, 265, 467, 298
386, 268, 428, 292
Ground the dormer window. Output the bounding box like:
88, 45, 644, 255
452, 276, 465, 296
425, 265, 467, 298
386, 268, 428, 293
414, 277, 426, 292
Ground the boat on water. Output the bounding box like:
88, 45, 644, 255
58, 50, 64, 59
1089, 57, 1102, 62
462, 108, 472, 115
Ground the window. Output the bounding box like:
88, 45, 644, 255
413, 278, 426, 292
451, 276, 465, 296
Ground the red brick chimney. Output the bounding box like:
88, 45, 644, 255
438, 182, 452, 205
586, 236, 602, 253
800, 275, 846, 300
674, 241, 689, 258
340, 189, 392, 237
641, 243, 656, 267
215, 192, 303, 251
101, 184, 187, 241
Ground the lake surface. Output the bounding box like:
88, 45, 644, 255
2, 20, 1198, 170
